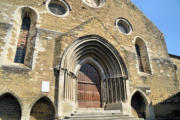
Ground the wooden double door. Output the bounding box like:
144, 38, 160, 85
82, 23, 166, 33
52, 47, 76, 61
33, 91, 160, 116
77, 64, 101, 108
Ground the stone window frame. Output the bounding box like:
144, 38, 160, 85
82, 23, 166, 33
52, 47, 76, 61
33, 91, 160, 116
82, 0, 106, 8
115, 18, 133, 35
46, 0, 70, 17
13, 7, 39, 69
134, 37, 152, 75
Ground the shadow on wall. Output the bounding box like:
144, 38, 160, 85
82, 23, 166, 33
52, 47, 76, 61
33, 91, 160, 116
154, 92, 180, 119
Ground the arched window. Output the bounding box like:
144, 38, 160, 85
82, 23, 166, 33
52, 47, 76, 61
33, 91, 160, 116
14, 7, 37, 67
135, 37, 151, 74
14, 15, 31, 64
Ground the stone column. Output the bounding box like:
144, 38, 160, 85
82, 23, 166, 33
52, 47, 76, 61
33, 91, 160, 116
21, 104, 30, 120
122, 80, 131, 115
57, 69, 65, 118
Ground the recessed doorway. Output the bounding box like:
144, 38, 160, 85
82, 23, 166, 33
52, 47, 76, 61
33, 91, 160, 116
77, 64, 101, 108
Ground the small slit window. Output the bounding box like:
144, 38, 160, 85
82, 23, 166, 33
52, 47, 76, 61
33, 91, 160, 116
116, 18, 132, 35
82, 0, 106, 8
48, 0, 69, 16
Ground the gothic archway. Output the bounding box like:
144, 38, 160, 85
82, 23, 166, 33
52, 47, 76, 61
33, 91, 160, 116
60, 35, 128, 109
0, 93, 22, 120
30, 97, 55, 120
131, 91, 148, 119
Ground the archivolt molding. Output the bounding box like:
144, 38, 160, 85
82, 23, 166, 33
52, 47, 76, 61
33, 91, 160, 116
60, 35, 128, 79
75, 57, 106, 79
60, 35, 128, 104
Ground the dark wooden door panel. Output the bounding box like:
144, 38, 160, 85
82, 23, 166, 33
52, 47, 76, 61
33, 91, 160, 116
77, 64, 101, 108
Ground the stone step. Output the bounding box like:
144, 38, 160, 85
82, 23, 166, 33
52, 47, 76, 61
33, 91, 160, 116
69, 114, 129, 118
72, 112, 124, 116
75, 109, 122, 114
76, 108, 104, 110
63, 109, 144, 120
64, 117, 143, 120
75, 108, 118, 112
71, 113, 126, 117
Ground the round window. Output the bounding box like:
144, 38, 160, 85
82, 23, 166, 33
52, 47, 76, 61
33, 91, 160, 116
82, 0, 106, 8
116, 18, 132, 35
47, 0, 69, 16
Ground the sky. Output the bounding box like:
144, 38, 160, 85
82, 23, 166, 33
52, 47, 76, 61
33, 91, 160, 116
131, 0, 180, 56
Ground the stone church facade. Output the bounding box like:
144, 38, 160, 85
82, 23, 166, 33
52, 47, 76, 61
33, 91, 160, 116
0, 0, 180, 120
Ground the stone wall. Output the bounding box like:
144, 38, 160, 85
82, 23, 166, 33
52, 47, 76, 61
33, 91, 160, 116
153, 54, 180, 118
170, 54, 180, 84
0, 0, 179, 119
147, 54, 180, 118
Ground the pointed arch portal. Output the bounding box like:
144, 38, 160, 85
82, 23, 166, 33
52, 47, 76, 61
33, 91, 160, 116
131, 91, 148, 119
30, 97, 55, 120
60, 35, 128, 109
0, 93, 21, 120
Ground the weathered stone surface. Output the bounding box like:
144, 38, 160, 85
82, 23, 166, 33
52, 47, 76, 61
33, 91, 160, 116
0, 0, 179, 120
